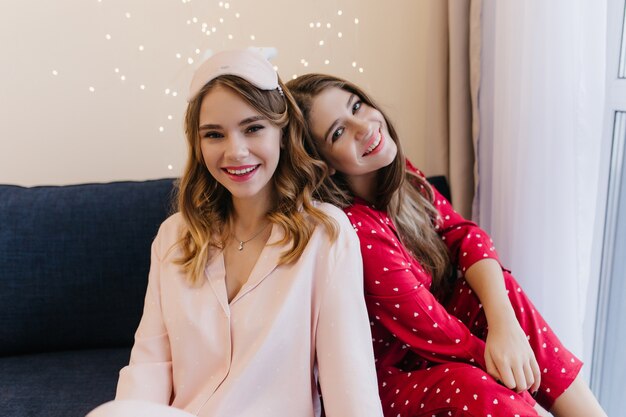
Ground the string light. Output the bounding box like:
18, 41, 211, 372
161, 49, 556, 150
52, 70, 58, 76
60, 2, 369, 174
107, 9, 356, 95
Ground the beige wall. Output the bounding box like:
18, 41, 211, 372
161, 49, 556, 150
0, 0, 435, 186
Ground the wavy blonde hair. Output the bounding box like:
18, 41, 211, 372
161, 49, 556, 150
287, 74, 454, 299
176, 74, 337, 285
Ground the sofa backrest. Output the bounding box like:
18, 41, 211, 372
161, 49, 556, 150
0, 179, 177, 356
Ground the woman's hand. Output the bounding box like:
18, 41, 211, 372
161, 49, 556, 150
484, 311, 541, 393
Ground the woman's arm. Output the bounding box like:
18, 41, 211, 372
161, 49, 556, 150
420, 169, 541, 393
464, 259, 541, 393
315, 210, 383, 417
116, 231, 173, 404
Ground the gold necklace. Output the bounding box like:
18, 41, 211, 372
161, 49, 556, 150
232, 222, 270, 251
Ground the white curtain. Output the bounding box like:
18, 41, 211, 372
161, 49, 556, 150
476, 0, 607, 371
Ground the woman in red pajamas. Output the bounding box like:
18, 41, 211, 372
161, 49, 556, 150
287, 74, 606, 417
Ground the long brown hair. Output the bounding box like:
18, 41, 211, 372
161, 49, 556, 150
176, 74, 337, 285
287, 74, 453, 298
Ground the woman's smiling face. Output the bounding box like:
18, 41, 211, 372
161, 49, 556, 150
307, 86, 397, 192
198, 84, 281, 204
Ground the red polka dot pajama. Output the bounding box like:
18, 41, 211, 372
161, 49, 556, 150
344, 166, 582, 417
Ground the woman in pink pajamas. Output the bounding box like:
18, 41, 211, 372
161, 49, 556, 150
86, 52, 383, 417
287, 74, 606, 417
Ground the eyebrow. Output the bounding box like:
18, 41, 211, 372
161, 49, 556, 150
199, 115, 266, 131
322, 94, 356, 141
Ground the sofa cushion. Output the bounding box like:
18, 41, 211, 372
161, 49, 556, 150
0, 347, 130, 417
0, 179, 176, 355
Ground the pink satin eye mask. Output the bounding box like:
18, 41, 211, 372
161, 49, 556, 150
187, 49, 279, 102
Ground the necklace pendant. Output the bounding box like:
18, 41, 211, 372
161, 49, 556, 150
238, 241, 244, 251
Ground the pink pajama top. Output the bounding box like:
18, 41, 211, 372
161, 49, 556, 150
116, 204, 383, 417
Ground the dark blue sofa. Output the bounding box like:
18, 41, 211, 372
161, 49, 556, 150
0, 179, 177, 417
